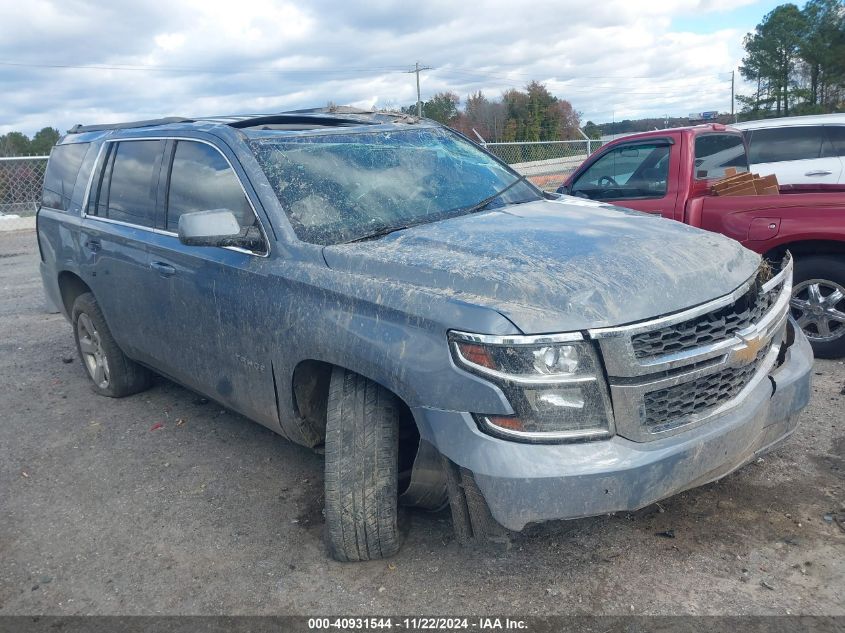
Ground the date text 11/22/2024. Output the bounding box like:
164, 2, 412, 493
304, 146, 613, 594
307, 617, 528, 630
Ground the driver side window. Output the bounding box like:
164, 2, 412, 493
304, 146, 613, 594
167, 141, 256, 233
571, 143, 669, 201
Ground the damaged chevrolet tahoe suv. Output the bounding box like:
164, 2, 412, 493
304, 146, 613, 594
37, 108, 813, 561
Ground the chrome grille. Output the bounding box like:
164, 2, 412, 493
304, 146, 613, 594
643, 343, 771, 431
631, 280, 784, 359
589, 254, 793, 442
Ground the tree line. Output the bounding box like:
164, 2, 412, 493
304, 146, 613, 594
0, 127, 61, 157
403, 81, 581, 143
739, 0, 845, 117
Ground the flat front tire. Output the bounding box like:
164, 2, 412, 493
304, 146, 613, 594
71, 292, 153, 397
324, 367, 401, 561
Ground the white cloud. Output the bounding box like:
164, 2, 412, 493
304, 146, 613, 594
0, 0, 763, 134
154, 33, 186, 51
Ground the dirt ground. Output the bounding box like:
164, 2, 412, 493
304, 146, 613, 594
1, 228, 843, 616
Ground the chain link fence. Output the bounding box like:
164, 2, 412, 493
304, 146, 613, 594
484, 140, 601, 190
0, 156, 49, 216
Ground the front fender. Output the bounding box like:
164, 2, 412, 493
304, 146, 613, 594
265, 265, 516, 445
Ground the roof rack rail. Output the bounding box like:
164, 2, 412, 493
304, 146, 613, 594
67, 117, 194, 134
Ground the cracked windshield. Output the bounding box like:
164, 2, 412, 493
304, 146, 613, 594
251, 127, 541, 245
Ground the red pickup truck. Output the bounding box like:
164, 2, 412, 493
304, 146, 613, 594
558, 124, 845, 358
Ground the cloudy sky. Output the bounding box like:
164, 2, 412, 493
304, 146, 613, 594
0, 0, 783, 135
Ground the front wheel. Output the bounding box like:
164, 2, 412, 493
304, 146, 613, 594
324, 367, 402, 561
790, 256, 845, 358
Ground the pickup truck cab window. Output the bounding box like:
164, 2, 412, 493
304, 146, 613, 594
166, 140, 255, 233
693, 133, 748, 180
570, 143, 670, 201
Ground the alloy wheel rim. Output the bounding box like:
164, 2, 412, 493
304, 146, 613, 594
76, 313, 110, 388
790, 278, 845, 343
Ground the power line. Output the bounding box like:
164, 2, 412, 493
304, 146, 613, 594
445, 59, 736, 78
438, 67, 731, 89
435, 71, 729, 96
0, 60, 409, 74
443, 65, 734, 81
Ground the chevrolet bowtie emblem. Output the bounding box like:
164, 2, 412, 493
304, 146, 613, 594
734, 333, 766, 364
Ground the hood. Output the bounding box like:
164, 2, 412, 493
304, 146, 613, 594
322, 197, 761, 334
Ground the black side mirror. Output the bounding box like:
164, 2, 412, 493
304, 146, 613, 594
557, 184, 571, 195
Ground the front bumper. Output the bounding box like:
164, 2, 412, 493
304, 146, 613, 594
413, 326, 813, 531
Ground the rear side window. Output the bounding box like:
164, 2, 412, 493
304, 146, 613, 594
166, 141, 253, 232
694, 134, 748, 179
89, 140, 164, 227
41, 143, 89, 211
747, 127, 826, 163
824, 126, 845, 157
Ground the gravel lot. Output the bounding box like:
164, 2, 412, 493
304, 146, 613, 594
1, 228, 843, 616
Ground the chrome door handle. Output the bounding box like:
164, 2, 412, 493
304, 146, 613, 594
805, 170, 832, 176
84, 238, 101, 252
150, 261, 176, 277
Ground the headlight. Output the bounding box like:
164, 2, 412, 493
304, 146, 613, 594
449, 331, 614, 442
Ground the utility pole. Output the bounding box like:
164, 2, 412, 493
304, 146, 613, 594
731, 70, 736, 123
406, 62, 432, 117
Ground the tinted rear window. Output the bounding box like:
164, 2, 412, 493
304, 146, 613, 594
824, 126, 845, 157
694, 134, 748, 179
101, 140, 164, 227
747, 126, 826, 163
41, 143, 89, 211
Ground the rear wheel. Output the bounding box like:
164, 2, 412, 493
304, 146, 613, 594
324, 367, 402, 561
71, 292, 153, 397
790, 256, 845, 358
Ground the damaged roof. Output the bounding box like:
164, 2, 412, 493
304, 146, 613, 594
66, 106, 421, 135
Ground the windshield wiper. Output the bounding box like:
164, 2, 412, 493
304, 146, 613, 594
347, 224, 411, 243
459, 174, 529, 216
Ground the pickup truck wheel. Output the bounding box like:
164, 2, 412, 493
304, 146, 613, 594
790, 256, 845, 359
71, 292, 153, 397
324, 367, 401, 561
